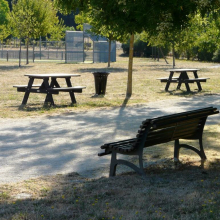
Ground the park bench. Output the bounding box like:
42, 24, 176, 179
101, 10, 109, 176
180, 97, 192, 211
98, 107, 219, 177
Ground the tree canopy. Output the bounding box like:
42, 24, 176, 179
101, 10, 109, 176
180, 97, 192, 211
0, 0, 9, 25
9, 0, 64, 64
55, 0, 220, 96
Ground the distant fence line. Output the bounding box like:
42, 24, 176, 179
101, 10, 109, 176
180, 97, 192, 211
0, 40, 121, 63
0, 41, 66, 62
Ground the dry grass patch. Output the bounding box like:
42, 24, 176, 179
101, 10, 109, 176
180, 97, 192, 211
0, 159, 220, 220
0, 53, 220, 118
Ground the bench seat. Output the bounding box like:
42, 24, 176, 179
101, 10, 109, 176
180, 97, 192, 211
99, 107, 219, 177
48, 86, 86, 93
157, 78, 178, 83
184, 78, 209, 82
13, 84, 41, 88
157, 77, 209, 83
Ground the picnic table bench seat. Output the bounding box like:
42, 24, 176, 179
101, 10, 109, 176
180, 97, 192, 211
13, 84, 42, 88
98, 107, 219, 177
157, 77, 209, 83
48, 86, 86, 93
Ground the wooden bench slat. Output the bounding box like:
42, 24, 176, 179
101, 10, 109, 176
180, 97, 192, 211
184, 78, 209, 82
48, 86, 86, 92
13, 84, 41, 88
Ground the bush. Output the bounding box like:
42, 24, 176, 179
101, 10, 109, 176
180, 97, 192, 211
197, 49, 213, 61
122, 37, 169, 58
212, 49, 220, 62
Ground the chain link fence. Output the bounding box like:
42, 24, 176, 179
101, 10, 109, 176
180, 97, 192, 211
0, 35, 119, 63
0, 40, 65, 62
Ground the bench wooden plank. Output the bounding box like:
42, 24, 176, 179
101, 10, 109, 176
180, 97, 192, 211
157, 78, 209, 83
184, 78, 209, 82
13, 84, 41, 88
99, 107, 219, 177
48, 86, 86, 93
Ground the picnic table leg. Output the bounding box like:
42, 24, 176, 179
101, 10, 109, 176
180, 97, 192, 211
176, 73, 182, 90
165, 71, 174, 91
50, 78, 60, 88
193, 71, 202, 91
178, 72, 190, 92
65, 77, 77, 104
44, 78, 55, 105
22, 77, 34, 105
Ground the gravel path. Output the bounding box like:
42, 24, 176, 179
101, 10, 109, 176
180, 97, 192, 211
0, 95, 220, 184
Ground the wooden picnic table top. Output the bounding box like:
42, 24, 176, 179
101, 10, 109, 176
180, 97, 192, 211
24, 73, 81, 79
166, 68, 200, 72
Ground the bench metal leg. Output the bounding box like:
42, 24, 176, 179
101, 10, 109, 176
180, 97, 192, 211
199, 137, 207, 160
174, 138, 207, 161
109, 150, 145, 177
22, 77, 34, 105
109, 151, 117, 177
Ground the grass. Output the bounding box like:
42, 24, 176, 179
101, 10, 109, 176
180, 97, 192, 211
0, 52, 220, 219
0, 157, 220, 220
0, 51, 220, 118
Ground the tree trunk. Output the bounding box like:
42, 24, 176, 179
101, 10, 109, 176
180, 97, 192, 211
26, 37, 29, 65
19, 39, 21, 67
172, 42, 175, 68
159, 47, 169, 64
108, 39, 111, 67
126, 33, 134, 97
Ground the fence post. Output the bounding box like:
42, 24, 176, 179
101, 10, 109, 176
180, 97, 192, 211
7, 50, 8, 61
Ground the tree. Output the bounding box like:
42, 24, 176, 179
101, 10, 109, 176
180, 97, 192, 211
55, 0, 220, 97
0, 0, 9, 25
0, 0, 10, 41
9, 0, 64, 64
75, 12, 128, 67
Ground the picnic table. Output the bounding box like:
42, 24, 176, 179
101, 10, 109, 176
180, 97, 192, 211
13, 73, 86, 106
157, 68, 209, 92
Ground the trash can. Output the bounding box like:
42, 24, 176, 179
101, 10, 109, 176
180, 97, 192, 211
92, 72, 110, 95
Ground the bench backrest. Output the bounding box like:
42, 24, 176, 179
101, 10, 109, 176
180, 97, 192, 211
134, 107, 219, 150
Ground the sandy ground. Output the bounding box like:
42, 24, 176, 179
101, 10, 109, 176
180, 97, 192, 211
0, 94, 220, 184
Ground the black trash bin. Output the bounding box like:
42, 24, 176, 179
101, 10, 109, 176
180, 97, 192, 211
92, 72, 110, 95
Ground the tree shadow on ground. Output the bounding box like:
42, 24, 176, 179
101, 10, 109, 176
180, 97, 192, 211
0, 65, 33, 71
77, 67, 128, 73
